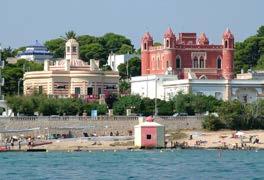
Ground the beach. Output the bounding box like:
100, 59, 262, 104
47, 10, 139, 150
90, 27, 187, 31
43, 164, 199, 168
175, 130, 264, 150
3, 130, 264, 151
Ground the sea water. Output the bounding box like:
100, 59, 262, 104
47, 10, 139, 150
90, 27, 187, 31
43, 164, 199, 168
0, 150, 263, 180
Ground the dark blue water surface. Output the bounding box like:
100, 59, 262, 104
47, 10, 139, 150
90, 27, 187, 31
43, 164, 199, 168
0, 150, 264, 180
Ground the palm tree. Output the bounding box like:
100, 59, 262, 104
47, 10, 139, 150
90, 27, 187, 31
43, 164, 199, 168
61, 30, 77, 41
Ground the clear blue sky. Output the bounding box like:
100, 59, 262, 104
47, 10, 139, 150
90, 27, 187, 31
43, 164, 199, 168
1, 0, 263, 49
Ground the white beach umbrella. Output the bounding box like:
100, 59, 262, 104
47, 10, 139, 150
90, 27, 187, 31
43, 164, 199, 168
235, 131, 245, 136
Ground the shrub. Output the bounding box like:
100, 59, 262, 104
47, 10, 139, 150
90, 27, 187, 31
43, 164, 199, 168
202, 114, 224, 131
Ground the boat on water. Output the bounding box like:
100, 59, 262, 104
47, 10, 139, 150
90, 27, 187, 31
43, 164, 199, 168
0, 146, 10, 152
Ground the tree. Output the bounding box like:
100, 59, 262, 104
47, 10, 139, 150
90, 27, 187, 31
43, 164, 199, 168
113, 95, 142, 115
117, 44, 133, 54
157, 99, 174, 116
105, 94, 118, 109
140, 98, 155, 116
79, 43, 107, 65
117, 57, 141, 79
1, 47, 15, 61
119, 80, 130, 94
82, 102, 108, 115
202, 114, 224, 131
2, 59, 43, 95
44, 38, 65, 58
234, 26, 264, 73
257, 26, 264, 37
217, 100, 246, 130
65, 30, 77, 40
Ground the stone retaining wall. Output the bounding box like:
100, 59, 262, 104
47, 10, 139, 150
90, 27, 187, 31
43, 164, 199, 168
0, 116, 202, 137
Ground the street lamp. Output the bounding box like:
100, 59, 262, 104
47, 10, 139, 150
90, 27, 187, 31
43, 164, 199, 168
18, 78, 23, 96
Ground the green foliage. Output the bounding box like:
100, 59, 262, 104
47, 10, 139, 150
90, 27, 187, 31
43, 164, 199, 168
118, 57, 141, 79
65, 30, 77, 40
44, 38, 65, 58
234, 25, 264, 73
119, 80, 130, 95
157, 99, 174, 116
217, 100, 246, 129
44, 32, 133, 67
79, 43, 107, 65
102, 33, 134, 54
6, 95, 108, 116
2, 59, 43, 95
171, 92, 221, 115
140, 98, 155, 116
202, 114, 224, 131
117, 44, 133, 54
113, 95, 142, 115
105, 94, 118, 109
83, 102, 108, 115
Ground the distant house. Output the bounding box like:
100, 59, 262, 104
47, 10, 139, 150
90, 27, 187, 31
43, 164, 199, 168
23, 39, 119, 99
17, 40, 53, 63
107, 53, 140, 71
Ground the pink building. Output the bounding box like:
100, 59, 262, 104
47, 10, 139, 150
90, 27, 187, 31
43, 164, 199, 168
141, 28, 234, 80
134, 117, 165, 148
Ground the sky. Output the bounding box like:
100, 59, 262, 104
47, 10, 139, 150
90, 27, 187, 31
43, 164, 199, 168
1, 0, 263, 49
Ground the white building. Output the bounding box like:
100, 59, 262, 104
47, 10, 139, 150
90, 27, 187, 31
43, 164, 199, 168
131, 72, 264, 103
107, 53, 140, 71
17, 40, 53, 63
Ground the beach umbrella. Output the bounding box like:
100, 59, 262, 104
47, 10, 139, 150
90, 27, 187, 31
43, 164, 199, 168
235, 131, 245, 136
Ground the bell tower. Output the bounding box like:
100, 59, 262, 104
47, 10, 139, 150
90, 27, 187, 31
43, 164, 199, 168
65, 38, 79, 60
141, 32, 153, 75
222, 28, 234, 80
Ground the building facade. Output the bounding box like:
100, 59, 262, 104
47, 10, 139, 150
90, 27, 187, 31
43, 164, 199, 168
17, 40, 53, 63
23, 39, 119, 99
131, 74, 264, 103
141, 28, 234, 80
131, 28, 264, 103
107, 53, 140, 71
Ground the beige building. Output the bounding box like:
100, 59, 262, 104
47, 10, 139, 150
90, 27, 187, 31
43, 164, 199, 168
23, 39, 119, 98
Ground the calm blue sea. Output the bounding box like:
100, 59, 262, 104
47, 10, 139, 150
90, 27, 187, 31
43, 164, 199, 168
0, 150, 263, 180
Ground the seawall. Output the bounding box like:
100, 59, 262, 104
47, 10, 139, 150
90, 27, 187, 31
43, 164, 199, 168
0, 116, 202, 137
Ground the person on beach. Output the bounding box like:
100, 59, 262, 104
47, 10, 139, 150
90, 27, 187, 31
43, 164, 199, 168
18, 140, 21, 150
115, 131, 119, 136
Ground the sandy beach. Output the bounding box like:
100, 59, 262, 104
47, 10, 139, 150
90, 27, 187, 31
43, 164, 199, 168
175, 130, 264, 150
3, 130, 264, 151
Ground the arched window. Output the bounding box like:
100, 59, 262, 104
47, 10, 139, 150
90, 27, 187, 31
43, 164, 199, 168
144, 43, 147, 50
199, 56, 204, 68
224, 40, 228, 48
166, 61, 169, 68
157, 57, 160, 70
217, 57, 222, 69
166, 40, 169, 48
193, 56, 198, 68
176, 56, 181, 69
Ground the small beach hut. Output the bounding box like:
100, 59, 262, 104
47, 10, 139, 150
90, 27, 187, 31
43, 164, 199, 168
134, 116, 165, 148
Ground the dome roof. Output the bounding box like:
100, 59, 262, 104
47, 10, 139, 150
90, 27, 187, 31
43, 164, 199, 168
223, 28, 234, 39
198, 32, 209, 45
164, 27, 176, 38
142, 32, 153, 41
